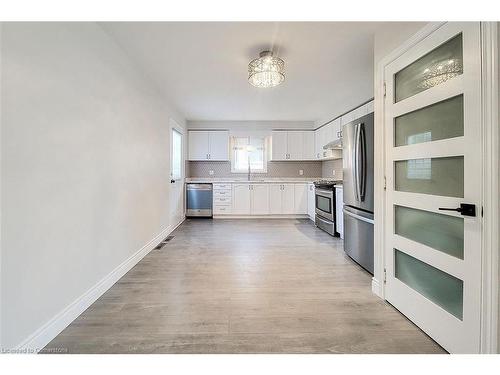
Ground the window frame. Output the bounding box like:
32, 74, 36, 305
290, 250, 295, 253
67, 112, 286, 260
230, 136, 268, 174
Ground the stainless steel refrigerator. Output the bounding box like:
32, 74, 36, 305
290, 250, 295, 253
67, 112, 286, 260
342, 112, 374, 274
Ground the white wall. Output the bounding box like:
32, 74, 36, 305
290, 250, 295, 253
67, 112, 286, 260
0, 22, 185, 349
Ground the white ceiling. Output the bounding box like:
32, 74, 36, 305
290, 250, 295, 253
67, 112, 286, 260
101, 22, 380, 123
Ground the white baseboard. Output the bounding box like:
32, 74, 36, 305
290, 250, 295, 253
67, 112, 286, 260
371, 277, 383, 299
15, 218, 185, 353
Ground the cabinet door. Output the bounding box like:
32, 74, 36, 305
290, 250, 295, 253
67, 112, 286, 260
232, 184, 251, 215
251, 184, 269, 215
271, 131, 288, 161
294, 184, 308, 214
208, 131, 229, 161
287, 131, 303, 160
332, 118, 342, 141
281, 184, 295, 214
188, 131, 209, 160
314, 128, 322, 160
307, 183, 316, 219
302, 131, 315, 160
268, 184, 283, 214
335, 187, 344, 238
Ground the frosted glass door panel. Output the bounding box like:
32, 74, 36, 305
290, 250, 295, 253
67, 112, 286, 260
394, 156, 464, 197
395, 205, 464, 259
395, 249, 463, 320
395, 34, 463, 102
395, 95, 464, 147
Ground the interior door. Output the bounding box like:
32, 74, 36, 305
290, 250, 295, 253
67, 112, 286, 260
384, 23, 482, 353
169, 122, 184, 228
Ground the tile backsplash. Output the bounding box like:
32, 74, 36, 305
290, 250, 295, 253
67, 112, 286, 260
187, 161, 322, 178
322, 159, 343, 180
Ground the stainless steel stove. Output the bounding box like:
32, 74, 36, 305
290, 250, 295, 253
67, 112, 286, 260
313, 179, 342, 236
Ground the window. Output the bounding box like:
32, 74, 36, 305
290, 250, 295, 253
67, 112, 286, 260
171, 128, 182, 180
231, 136, 268, 173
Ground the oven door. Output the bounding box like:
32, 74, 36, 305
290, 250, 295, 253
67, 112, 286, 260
315, 188, 334, 221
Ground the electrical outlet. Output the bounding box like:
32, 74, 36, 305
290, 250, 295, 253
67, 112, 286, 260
209, 170, 214, 176
332, 170, 336, 176
299, 169, 304, 176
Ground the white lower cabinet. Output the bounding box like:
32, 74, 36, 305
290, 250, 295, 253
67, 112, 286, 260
269, 184, 283, 214
281, 184, 295, 215
335, 186, 344, 239
294, 184, 308, 214
213, 182, 313, 217
250, 184, 269, 215
232, 184, 251, 214
268, 184, 295, 214
307, 183, 315, 220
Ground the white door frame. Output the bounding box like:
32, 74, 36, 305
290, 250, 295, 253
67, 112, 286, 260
169, 118, 186, 225
373, 22, 499, 353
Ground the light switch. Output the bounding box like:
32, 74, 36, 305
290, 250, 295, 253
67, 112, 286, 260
209, 170, 214, 176
332, 170, 336, 176
299, 169, 304, 176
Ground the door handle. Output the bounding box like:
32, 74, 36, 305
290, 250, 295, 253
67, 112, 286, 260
170, 179, 175, 183
439, 203, 476, 217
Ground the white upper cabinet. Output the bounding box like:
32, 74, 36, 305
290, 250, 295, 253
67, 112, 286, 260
208, 131, 229, 161
271, 131, 315, 161
188, 131, 209, 160
302, 131, 315, 160
314, 118, 341, 160
271, 131, 288, 161
188, 130, 229, 161
287, 131, 303, 160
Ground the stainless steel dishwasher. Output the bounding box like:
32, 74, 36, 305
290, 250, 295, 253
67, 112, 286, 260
186, 183, 213, 217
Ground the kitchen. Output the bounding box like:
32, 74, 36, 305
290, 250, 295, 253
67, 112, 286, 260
185, 99, 374, 273
2, 19, 499, 359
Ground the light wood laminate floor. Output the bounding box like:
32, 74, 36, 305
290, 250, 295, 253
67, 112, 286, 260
43, 219, 445, 353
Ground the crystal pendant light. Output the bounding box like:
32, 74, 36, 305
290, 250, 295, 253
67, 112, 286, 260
248, 50, 285, 88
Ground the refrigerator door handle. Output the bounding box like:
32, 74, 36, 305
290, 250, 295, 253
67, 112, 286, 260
359, 122, 366, 201
354, 123, 361, 202
343, 208, 374, 225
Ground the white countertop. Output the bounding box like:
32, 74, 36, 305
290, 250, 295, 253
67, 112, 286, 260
185, 177, 323, 184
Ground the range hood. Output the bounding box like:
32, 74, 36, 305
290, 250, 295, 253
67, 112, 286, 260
323, 139, 342, 150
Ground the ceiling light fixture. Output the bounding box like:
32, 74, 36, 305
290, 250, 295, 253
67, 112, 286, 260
248, 50, 285, 88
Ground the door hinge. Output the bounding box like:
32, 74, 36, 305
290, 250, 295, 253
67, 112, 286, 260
383, 269, 387, 284
383, 176, 387, 190
383, 82, 387, 98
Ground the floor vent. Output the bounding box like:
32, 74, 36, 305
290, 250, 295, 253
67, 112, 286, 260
154, 235, 175, 250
